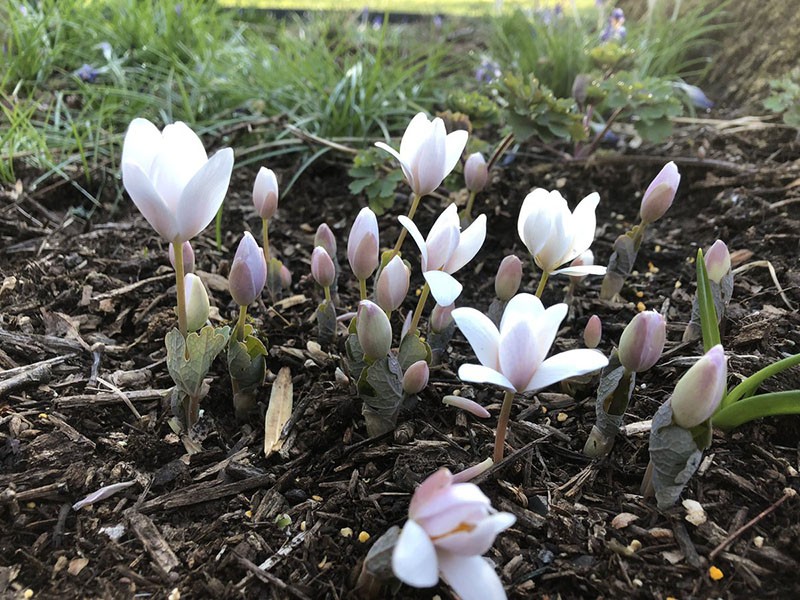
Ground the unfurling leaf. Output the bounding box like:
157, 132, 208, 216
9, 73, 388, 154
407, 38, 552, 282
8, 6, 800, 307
264, 367, 293, 457
358, 355, 405, 437
316, 299, 337, 347
397, 332, 431, 372
600, 232, 637, 299
584, 353, 635, 457
228, 331, 267, 420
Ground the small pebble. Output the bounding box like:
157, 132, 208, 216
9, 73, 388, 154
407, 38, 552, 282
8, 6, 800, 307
636, 301, 646, 312
23, 590, 33, 599
340, 527, 353, 538
556, 412, 568, 423
358, 531, 370, 543
709, 565, 724, 581
753, 536, 764, 548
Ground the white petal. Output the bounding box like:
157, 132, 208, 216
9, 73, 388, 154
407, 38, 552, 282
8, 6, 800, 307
122, 161, 178, 241
525, 349, 609, 392
121, 118, 161, 174
438, 553, 508, 600
535, 202, 573, 272
517, 189, 551, 256
498, 321, 539, 392
434, 512, 516, 555
552, 264, 607, 277
457, 364, 514, 391
445, 214, 486, 274
177, 148, 234, 243
150, 122, 207, 208
375, 141, 415, 190
443, 129, 469, 176
398, 215, 429, 270
568, 192, 600, 259
392, 520, 439, 588
499, 293, 544, 334
452, 307, 500, 369
409, 468, 453, 520
413, 118, 448, 196
399, 112, 432, 161
529, 303, 569, 367
425, 204, 460, 270
424, 271, 463, 306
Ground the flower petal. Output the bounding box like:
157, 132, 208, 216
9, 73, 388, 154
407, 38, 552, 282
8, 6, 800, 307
438, 553, 507, 600
551, 264, 607, 277
399, 112, 432, 161
498, 293, 545, 334
122, 161, 178, 241
567, 192, 600, 260
451, 307, 500, 369
424, 270, 463, 306
375, 141, 415, 190
150, 122, 208, 209
413, 118, 448, 196
177, 147, 234, 243
433, 512, 516, 555
398, 215, 429, 270
409, 468, 453, 520
392, 520, 439, 588
457, 364, 514, 391
525, 348, 608, 392
517, 189, 551, 256
425, 204, 460, 270
445, 213, 486, 274
535, 201, 573, 272
529, 303, 569, 367
498, 320, 539, 392
442, 395, 491, 418
121, 118, 161, 174
444, 129, 469, 176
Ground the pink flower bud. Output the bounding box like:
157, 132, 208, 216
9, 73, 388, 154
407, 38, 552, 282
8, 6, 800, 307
430, 302, 454, 333
618, 311, 666, 373
494, 255, 522, 301
670, 345, 728, 429
375, 255, 410, 312
169, 241, 195, 274
185, 273, 209, 332
311, 246, 335, 288
705, 240, 731, 284
356, 300, 392, 361
347, 207, 379, 281
584, 315, 602, 348
639, 161, 680, 224
569, 250, 593, 284
314, 223, 337, 258
402, 360, 429, 395
229, 232, 267, 306
280, 264, 292, 289
464, 152, 488, 193
253, 167, 279, 220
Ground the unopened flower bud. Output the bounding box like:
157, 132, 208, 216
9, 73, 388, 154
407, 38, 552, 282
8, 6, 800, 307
640, 161, 680, 224
584, 315, 602, 349
229, 232, 267, 306
314, 223, 337, 258
253, 167, 279, 220
705, 240, 731, 284
618, 311, 666, 373
280, 264, 292, 289
402, 360, 429, 395
430, 302, 454, 333
311, 246, 335, 289
464, 152, 488, 193
185, 273, 209, 332
670, 345, 727, 429
356, 300, 392, 361
494, 255, 522, 301
347, 207, 379, 281
569, 250, 593, 284
169, 241, 195, 274
375, 256, 410, 312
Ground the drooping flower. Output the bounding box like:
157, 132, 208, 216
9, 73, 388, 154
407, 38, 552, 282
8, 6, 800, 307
252, 167, 279, 220
376, 112, 468, 198
347, 207, 380, 281
229, 232, 267, 306
121, 118, 234, 244
399, 203, 486, 306
639, 162, 680, 224
670, 345, 728, 429
453, 293, 608, 393
517, 189, 606, 277
392, 468, 515, 600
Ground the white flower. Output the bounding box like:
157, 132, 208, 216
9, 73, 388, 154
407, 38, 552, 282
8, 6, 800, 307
121, 118, 234, 243
453, 293, 608, 393
399, 203, 486, 306
376, 112, 468, 197
517, 189, 606, 277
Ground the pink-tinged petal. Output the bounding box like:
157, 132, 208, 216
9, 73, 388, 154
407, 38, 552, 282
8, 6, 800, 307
413, 118, 447, 196
252, 166, 279, 220
409, 468, 453, 519
567, 192, 600, 260
121, 118, 161, 174
425, 204, 460, 270
399, 112, 432, 161
535, 202, 573, 273
413, 482, 490, 523
375, 141, 415, 190
122, 161, 178, 241
671, 344, 727, 429
457, 364, 514, 391
176, 147, 234, 242
392, 520, 439, 588
498, 320, 539, 391
150, 122, 208, 208
398, 215, 429, 270
445, 214, 486, 274
551, 264, 607, 277
525, 349, 608, 391
452, 458, 494, 483
499, 293, 545, 334
375, 255, 410, 312
438, 553, 507, 600
517, 189, 551, 256
443, 395, 491, 418
529, 303, 569, 367
451, 307, 500, 369
433, 512, 516, 555
348, 208, 379, 272
425, 270, 463, 306
443, 129, 469, 176
350, 233, 379, 281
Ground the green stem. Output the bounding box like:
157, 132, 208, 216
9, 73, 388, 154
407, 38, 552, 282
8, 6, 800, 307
535, 271, 549, 298
713, 391, 800, 431
214, 205, 223, 251
463, 190, 477, 219
324, 285, 331, 303
359, 278, 367, 301
171, 242, 188, 339
236, 304, 248, 343
392, 193, 422, 254
494, 390, 516, 463
409, 281, 430, 336
262, 218, 271, 263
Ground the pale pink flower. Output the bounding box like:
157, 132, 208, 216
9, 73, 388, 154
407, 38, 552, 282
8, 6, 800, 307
639, 161, 680, 224
375, 255, 410, 312
347, 207, 380, 281
670, 345, 727, 429
229, 232, 267, 306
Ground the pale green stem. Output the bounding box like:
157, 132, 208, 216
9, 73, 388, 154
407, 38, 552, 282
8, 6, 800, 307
262, 218, 271, 263
171, 242, 188, 339
359, 278, 367, 301
535, 271, 550, 298
494, 390, 516, 463
409, 281, 430, 336
236, 304, 248, 343
463, 190, 477, 219
324, 286, 331, 303
392, 193, 422, 254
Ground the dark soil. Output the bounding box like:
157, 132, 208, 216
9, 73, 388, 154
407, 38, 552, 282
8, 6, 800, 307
2, 86, 800, 600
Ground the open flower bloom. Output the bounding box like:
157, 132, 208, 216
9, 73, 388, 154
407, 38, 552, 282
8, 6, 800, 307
392, 468, 515, 600
399, 203, 486, 306
453, 293, 608, 393
376, 112, 468, 197
517, 189, 606, 277
121, 118, 234, 243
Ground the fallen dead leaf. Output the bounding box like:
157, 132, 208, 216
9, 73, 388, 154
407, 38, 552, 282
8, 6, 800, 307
264, 366, 293, 457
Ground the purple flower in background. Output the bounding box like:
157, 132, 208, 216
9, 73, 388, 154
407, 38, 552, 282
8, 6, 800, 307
175, 3, 183, 16
97, 41, 113, 61
475, 57, 501, 84
600, 7, 627, 42
372, 15, 383, 30
433, 14, 443, 30
675, 82, 714, 110
75, 64, 101, 83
